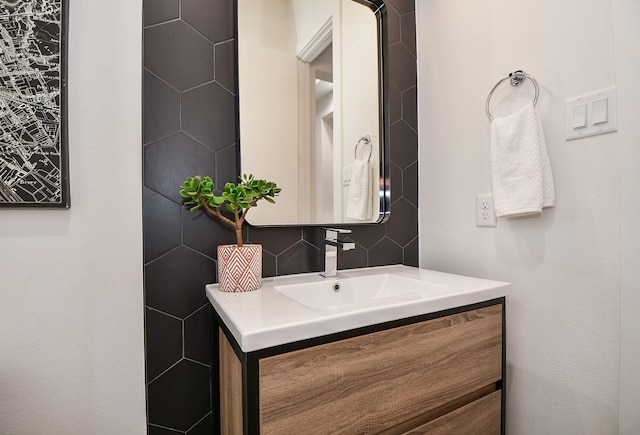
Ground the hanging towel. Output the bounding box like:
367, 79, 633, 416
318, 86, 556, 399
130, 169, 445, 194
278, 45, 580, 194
490, 103, 555, 218
347, 158, 373, 220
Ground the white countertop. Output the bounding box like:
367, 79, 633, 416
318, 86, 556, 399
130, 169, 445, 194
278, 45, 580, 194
206, 265, 510, 352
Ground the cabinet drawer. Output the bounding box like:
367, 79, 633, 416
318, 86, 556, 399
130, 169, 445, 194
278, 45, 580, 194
259, 304, 503, 434
405, 390, 502, 434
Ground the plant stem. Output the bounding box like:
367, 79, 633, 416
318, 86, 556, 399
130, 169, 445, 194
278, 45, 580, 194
235, 225, 243, 247
198, 195, 244, 246
233, 207, 243, 247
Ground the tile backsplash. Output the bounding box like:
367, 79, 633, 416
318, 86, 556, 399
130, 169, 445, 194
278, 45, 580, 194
142, 0, 417, 432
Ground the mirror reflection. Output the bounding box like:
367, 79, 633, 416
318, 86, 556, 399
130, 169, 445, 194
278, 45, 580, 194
237, 0, 386, 226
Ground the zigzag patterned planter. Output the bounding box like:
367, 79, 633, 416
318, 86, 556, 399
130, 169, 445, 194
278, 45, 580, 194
217, 244, 262, 292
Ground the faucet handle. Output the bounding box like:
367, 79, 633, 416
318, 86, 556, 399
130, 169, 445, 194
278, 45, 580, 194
323, 227, 351, 241
322, 227, 351, 234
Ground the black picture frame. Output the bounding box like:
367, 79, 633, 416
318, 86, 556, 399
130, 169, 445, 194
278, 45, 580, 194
0, 0, 69, 208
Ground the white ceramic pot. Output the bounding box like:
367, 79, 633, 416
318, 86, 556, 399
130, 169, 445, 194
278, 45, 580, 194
217, 244, 262, 292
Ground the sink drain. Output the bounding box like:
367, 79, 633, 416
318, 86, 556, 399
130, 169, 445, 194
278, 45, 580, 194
333, 283, 341, 292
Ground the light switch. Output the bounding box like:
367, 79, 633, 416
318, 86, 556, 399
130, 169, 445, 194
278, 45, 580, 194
566, 87, 617, 140
593, 98, 608, 124
572, 104, 587, 129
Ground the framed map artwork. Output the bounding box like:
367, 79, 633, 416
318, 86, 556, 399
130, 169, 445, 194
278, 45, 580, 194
0, 0, 69, 208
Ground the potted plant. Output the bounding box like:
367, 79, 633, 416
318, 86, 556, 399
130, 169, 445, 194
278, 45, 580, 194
180, 174, 281, 292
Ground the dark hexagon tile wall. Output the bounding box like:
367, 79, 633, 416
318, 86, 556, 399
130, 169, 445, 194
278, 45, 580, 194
143, 70, 180, 144
142, 0, 417, 432
143, 0, 179, 27
147, 360, 211, 431
144, 20, 215, 92
145, 307, 182, 381
181, 83, 236, 151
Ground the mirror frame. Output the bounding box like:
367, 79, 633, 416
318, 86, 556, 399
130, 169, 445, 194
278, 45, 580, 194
233, 0, 390, 226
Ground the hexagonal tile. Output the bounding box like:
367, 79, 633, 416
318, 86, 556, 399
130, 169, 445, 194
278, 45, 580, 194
262, 249, 277, 278
182, 82, 236, 151
368, 236, 403, 266
277, 240, 322, 275
400, 11, 416, 57
144, 132, 216, 203
182, 0, 233, 44
388, 42, 416, 92
403, 237, 419, 267
143, 0, 179, 27
144, 187, 182, 263
148, 425, 182, 435
187, 413, 213, 434
148, 360, 211, 431
386, 5, 401, 45
214, 40, 236, 93
348, 224, 386, 250
337, 242, 368, 270
402, 85, 417, 131
302, 226, 325, 250
144, 20, 214, 91
389, 120, 418, 169
384, 0, 414, 16
144, 69, 180, 145
389, 82, 402, 124
385, 198, 418, 247
215, 144, 238, 188
389, 162, 402, 205
145, 246, 214, 318
182, 208, 237, 259
402, 161, 418, 207
248, 226, 302, 256
184, 305, 211, 365
145, 308, 182, 381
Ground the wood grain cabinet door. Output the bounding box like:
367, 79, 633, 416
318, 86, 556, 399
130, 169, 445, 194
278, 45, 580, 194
404, 390, 502, 435
258, 304, 503, 434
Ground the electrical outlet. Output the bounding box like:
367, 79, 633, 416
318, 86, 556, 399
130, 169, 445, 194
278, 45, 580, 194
343, 165, 352, 186
476, 194, 496, 227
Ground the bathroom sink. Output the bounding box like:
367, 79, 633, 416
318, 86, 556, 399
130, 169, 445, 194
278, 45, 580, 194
206, 264, 510, 352
274, 273, 446, 309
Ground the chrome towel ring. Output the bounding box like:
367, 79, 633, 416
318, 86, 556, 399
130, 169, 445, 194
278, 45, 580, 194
355, 135, 373, 162
486, 70, 539, 121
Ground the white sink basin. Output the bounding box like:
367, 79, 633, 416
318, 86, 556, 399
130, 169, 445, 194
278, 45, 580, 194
206, 265, 510, 352
274, 273, 446, 309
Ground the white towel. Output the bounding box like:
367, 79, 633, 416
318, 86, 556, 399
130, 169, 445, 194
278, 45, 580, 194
347, 159, 373, 220
490, 103, 555, 217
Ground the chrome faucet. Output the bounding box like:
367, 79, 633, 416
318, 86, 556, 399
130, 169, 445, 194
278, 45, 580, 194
321, 228, 355, 277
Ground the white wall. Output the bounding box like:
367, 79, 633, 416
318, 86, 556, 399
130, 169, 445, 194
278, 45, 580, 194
612, 0, 640, 432
238, 0, 300, 224
292, 0, 335, 55
418, 1, 624, 433
341, 0, 380, 222
0, 0, 146, 433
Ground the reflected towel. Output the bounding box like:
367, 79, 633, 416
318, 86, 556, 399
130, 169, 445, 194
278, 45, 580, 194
490, 104, 555, 217
347, 159, 373, 220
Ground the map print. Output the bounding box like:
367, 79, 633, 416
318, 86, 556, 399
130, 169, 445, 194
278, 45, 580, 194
0, 0, 67, 206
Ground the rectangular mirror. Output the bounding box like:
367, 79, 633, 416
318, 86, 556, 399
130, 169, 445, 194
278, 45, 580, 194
236, 0, 389, 226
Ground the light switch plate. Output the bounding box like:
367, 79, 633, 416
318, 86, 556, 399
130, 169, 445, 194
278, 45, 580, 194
566, 87, 617, 140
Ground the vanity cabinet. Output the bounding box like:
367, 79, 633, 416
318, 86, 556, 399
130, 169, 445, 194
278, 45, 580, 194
213, 299, 505, 434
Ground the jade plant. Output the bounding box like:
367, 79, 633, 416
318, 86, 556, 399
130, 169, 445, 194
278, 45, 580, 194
180, 174, 281, 247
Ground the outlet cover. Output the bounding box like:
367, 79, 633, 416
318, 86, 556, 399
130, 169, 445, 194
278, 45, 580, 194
476, 194, 497, 227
